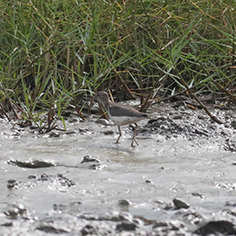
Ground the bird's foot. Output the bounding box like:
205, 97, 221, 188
131, 138, 139, 147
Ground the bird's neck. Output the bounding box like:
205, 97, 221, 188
101, 99, 112, 110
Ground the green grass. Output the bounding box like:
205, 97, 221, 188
1, 0, 236, 128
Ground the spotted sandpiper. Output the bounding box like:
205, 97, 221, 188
95, 91, 148, 147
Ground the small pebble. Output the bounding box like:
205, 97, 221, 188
103, 130, 114, 135
118, 199, 131, 206
7, 179, 17, 189
81, 155, 100, 164
173, 198, 190, 209
192, 192, 204, 198
49, 132, 60, 137
116, 222, 137, 231
231, 121, 236, 129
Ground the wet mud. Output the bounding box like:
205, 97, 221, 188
1, 103, 236, 235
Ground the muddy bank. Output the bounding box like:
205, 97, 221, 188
144, 104, 236, 152
1, 104, 236, 235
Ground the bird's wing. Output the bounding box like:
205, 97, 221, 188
109, 104, 144, 117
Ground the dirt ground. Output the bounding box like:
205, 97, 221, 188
1, 103, 236, 235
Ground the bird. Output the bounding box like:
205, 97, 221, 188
94, 91, 148, 147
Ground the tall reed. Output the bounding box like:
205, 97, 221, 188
1, 0, 235, 126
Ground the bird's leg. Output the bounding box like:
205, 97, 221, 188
115, 126, 122, 144
131, 123, 139, 147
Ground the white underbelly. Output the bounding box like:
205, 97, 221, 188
109, 115, 144, 126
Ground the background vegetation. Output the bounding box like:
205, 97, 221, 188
0, 0, 236, 129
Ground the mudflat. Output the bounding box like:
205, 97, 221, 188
1, 104, 236, 235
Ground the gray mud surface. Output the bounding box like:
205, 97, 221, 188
1, 103, 236, 235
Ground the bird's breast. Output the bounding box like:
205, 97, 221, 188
108, 113, 145, 126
